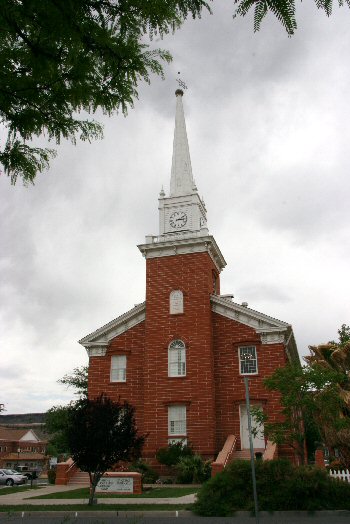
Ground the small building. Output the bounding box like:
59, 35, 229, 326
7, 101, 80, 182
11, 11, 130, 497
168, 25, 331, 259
79, 90, 300, 468
0, 427, 47, 471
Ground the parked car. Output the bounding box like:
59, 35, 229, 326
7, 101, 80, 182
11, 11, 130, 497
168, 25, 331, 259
0, 469, 27, 486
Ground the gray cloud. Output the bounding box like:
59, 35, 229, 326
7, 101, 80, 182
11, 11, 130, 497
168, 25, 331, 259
1, 3, 350, 412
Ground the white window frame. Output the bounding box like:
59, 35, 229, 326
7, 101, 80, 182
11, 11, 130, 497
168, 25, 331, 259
168, 340, 186, 377
168, 405, 187, 436
110, 355, 127, 382
239, 346, 258, 375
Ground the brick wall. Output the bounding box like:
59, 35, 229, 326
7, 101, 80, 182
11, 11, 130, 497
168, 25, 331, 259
88, 321, 146, 432
87, 249, 296, 465
212, 312, 289, 456
142, 251, 220, 461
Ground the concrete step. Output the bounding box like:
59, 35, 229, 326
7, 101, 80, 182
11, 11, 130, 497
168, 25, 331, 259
232, 448, 265, 460
68, 471, 90, 486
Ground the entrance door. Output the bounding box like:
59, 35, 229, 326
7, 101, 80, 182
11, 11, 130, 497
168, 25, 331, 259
240, 404, 265, 449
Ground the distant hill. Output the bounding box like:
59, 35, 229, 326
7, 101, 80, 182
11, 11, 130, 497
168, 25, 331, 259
0, 413, 48, 440
0, 413, 46, 425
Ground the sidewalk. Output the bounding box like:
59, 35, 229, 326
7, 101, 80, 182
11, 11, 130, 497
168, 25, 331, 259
0, 484, 196, 505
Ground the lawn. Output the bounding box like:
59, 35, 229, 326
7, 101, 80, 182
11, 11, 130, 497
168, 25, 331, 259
0, 486, 41, 496
29, 486, 198, 499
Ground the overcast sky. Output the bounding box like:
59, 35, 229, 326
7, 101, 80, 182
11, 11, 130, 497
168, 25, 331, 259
1, 3, 350, 414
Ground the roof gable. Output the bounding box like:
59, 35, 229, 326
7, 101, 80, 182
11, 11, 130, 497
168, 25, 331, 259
0, 427, 41, 442
211, 295, 299, 363
20, 429, 40, 442
79, 302, 145, 357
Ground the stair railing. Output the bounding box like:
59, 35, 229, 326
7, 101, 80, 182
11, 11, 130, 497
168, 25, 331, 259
211, 435, 237, 477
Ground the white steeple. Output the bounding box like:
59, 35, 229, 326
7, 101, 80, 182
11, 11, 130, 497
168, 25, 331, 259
138, 90, 226, 273
170, 89, 196, 196
155, 90, 208, 238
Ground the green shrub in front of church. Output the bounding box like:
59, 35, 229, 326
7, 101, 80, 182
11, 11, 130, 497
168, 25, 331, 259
129, 459, 159, 484
193, 459, 350, 516
176, 454, 211, 484
156, 441, 194, 467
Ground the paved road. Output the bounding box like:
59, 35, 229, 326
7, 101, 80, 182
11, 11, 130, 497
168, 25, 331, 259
1, 512, 350, 523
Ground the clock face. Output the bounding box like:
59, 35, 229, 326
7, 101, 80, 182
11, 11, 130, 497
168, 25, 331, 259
169, 211, 188, 229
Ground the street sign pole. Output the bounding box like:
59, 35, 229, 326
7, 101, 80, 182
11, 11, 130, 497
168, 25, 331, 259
244, 376, 259, 524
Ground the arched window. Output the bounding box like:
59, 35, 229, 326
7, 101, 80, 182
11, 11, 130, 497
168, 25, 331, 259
168, 339, 186, 377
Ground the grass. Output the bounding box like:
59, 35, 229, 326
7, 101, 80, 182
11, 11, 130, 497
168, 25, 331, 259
0, 503, 194, 512
29, 486, 198, 499
0, 486, 41, 496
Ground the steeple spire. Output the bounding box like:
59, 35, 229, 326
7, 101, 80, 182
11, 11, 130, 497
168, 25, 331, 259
170, 90, 195, 196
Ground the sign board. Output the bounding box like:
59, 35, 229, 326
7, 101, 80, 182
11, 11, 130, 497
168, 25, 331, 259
96, 476, 134, 493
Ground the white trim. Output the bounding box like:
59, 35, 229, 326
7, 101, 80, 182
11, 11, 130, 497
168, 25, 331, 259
168, 405, 187, 436
168, 340, 186, 377
260, 332, 286, 345
138, 235, 226, 273
79, 302, 145, 350
211, 295, 290, 331
87, 346, 108, 357
110, 355, 127, 382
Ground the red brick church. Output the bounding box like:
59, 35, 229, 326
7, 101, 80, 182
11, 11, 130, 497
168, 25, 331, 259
79, 90, 300, 467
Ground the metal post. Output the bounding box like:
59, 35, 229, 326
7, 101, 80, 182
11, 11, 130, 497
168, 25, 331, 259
244, 377, 259, 524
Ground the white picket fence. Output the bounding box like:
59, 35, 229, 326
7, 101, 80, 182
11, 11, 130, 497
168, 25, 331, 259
329, 469, 350, 483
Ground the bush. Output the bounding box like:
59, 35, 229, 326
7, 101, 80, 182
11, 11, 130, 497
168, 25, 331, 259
47, 469, 56, 484
176, 454, 211, 484
193, 459, 350, 516
129, 459, 159, 484
156, 441, 193, 467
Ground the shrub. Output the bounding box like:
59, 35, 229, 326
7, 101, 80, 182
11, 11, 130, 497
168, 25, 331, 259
176, 454, 211, 484
156, 441, 193, 467
129, 459, 159, 484
193, 459, 350, 516
47, 469, 56, 484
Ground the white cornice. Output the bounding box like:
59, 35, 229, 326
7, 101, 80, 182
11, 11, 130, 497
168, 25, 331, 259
211, 295, 290, 332
138, 234, 226, 273
211, 295, 299, 363
78, 302, 146, 357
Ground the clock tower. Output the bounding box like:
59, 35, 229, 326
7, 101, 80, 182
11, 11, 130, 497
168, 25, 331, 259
138, 90, 226, 459
158, 89, 209, 237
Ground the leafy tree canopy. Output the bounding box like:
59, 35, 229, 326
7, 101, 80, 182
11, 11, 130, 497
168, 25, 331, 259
305, 324, 350, 465
45, 404, 71, 456
66, 394, 145, 505
58, 365, 88, 399
251, 363, 344, 464
2, 1, 349, 185
0, 0, 208, 184
234, 0, 350, 36
45, 365, 88, 455
253, 325, 350, 466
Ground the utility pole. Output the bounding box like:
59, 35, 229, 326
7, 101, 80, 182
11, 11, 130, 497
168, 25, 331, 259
244, 377, 259, 524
